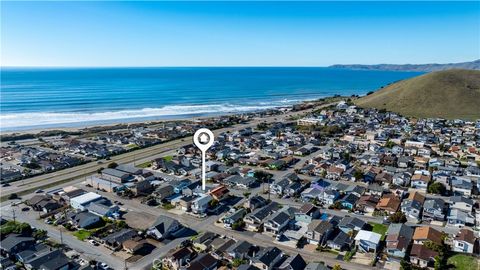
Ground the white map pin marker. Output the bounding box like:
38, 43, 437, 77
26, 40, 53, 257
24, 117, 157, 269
193, 128, 214, 191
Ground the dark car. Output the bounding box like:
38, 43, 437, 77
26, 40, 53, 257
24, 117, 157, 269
21, 207, 30, 211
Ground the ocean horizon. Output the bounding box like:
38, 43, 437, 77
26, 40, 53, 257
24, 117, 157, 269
1, 67, 422, 132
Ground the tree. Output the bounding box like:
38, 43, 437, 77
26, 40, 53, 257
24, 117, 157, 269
353, 170, 364, 180
388, 212, 407, 223
385, 140, 396, 148
332, 264, 342, 270
208, 199, 219, 208
96, 167, 104, 173
33, 229, 48, 239
8, 193, 19, 200
232, 258, 246, 267
400, 259, 411, 270
428, 182, 446, 195
107, 162, 118, 169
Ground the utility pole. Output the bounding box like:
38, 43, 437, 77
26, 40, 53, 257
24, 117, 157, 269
11, 206, 16, 223
59, 227, 64, 247
124, 259, 128, 270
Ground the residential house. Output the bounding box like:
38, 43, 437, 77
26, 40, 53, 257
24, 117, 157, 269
278, 254, 307, 270
244, 195, 268, 211
451, 177, 473, 196
86, 199, 120, 218
410, 244, 438, 268
376, 194, 401, 214
187, 253, 217, 270
385, 223, 414, 258
69, 192, 103, 211
412, 226, 443, 245
252, 246, 283, 270
410, 173, 430, 192
264, 211, 291, 235
191, 195, 213, 214
222, 208, 247, 229
447, 209, 475, 227
449, 196, 474, 213
354, 230, 382, 253
338, 193, 359, 210
294, 204, 320, 223
69, 211, 102, 228
326, 230, 353, 251
147, 215, 182, 240
401, 192, 425, 221
226, 240, 256, 260
453, 228, 476, 254
103, 229, 137, 251
357, 195, 379, 214
305, 220, 334, 246
209, 185, 229, 201
0, 234, 35, 255
422, 198, 446, 221
338, 216, 366, 234
317, 189, 339, 207
162, 247, 195, 270
244, 202, 279, 232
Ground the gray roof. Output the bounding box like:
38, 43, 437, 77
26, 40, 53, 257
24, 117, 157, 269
253, 246, 282, 266
386, 223, 414, 239
269, 211, 290, 225
338, 216, 366, 229
279, 254, 306, 270
151, 215, 180, 234
103, 229, 137, 245
0, 234, 35, 252
304, 262, 329, 270
102, 168, 129, 178
450, 196, 474, 205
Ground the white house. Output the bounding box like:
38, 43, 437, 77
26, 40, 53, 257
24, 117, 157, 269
453, 229, 476, 254
191, 194, 212, 214
70, 192, 102, 211
354, 230, 382, 253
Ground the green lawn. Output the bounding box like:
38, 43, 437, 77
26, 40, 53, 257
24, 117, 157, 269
137, 161, 152, 168
368, 222, 388, 240
73, 229, 92, 241
163, 155, 173, 162
448, 254, 479, 270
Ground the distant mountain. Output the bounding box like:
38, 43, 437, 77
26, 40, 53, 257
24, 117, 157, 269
355, 69, 480, 120
330, 59, 480, 72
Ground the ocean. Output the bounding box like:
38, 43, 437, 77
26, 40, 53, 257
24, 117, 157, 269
1, 67, 422, 132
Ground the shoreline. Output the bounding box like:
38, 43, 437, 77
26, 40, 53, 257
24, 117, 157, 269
0, 97, 346, 137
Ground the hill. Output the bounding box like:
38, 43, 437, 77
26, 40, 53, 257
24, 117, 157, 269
354, 69, 480, 120
330, 59, 480, 72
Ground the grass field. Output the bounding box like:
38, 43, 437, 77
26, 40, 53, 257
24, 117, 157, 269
447, 254, 479, 270
368, 222, 388, 240
73, 229, 92, 241
137, 161, 152, 168
355, 69, 480, 120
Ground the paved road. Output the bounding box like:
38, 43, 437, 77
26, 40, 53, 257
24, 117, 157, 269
1, 203, 124, 270
2, 103, 335, 200
79, 185, 370, 270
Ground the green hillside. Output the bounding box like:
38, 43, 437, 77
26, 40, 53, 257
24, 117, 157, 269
355, 69, 480, 120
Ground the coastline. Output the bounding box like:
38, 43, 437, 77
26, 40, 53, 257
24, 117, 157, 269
0, 97, 336, 137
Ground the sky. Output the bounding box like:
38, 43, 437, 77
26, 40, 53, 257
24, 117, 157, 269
1, 1, 479, 67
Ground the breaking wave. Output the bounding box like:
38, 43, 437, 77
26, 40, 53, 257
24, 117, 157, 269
0, 100, 303, 131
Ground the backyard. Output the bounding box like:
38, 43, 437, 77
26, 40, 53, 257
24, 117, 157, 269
368, 222, 388, 240
447, 254, 479, 270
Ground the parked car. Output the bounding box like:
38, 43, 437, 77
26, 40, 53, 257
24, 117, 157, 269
21, 207, 30, 212
89, 240, 99, 246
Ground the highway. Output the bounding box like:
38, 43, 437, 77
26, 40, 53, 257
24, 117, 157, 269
1, 103, 335, 201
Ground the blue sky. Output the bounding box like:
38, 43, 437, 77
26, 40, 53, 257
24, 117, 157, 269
1, 1, 479, 67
